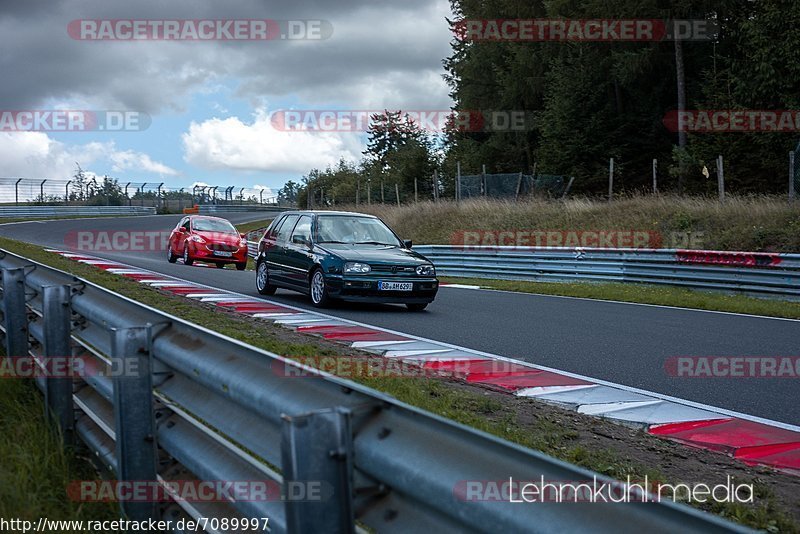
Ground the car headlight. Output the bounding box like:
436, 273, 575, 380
344, 262, 371, 274
416, 264, 435, 276
190, 235, 206, 243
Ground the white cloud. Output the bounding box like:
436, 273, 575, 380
181, 109, 362, 173
110, 149, 179, 176
0, 132, 178, 180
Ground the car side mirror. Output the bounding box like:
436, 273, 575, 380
403, 240, 412, 249
293, 235, 311, 247
240, 233, 247, 239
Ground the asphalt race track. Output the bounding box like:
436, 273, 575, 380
2, 213, 798, 425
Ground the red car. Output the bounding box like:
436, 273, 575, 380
167, 215, 249, 270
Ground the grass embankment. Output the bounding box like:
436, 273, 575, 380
349, 195, 800, 252
0, 235, 797, 530
0, 370, 117, 524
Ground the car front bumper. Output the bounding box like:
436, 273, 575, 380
191, 244, 249, 263
326, 275, 439, 303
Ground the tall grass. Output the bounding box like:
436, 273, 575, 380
345, 194, 800, 252
0, 377, 117, 521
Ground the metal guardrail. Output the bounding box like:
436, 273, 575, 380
198, 205, 288, 214
0, 206, 156, 218
412, 246, 800, 300
0, 249, 746, 533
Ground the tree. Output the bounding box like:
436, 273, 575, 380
278, 181, 300, 204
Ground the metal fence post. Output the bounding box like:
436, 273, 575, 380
43, 285, 74, 445
561, 176, 575, 199
111, 326, 158, 521
608, 158, 614, 202
652, 158, 658, 194
2, 268, 28, 358
790, 150, 795, 201
281, 408, 354, 534
455, 161, 461, 202
717, 155, 725, 202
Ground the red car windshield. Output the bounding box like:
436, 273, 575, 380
192, 218, 237, 234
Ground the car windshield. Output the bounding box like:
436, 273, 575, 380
315, 215, 400, 246
192, 218, 237, 234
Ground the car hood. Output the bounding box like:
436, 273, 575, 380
315, 244, 430, 264
195, 231, 241, 245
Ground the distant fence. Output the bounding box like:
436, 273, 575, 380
0, 205, 156, 218
413, 245, 800, 301
0, 177, 278, 208
458, 173, 570, 200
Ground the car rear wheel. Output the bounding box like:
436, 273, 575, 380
236, 262, 247, 271
167, 246, 177, 263
256, 260, 276, 295
406, 303, 428, 311
183, 246, 193, 266
310, 268, 330, 308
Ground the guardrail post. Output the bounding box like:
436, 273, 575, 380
281, 408, 354, 534
2, 268, 28, 359
42, 285, 74, 445
111, 326, 158, 521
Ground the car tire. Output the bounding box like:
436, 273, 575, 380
236, 262, 247, 271
309, 268, 330, 308
256, 260, 276, 295
216, 262, 226, 269
406, 303, 428, 312
183, 246, 193, 266
167, 246, 177, 263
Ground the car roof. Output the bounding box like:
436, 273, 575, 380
188, 215, 230, 221
278, 210, 377, 218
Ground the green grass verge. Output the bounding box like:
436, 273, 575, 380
0, 374, 118, 522
236, 219, 274, 235
441, 276, 800, 320
0, 235, 795, 531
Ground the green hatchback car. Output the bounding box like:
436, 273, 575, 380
254, 211, 438, 310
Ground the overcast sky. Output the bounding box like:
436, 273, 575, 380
0, 0, 454, 195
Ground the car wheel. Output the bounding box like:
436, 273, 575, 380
216, 262, 225, 269
256, 260, 276, 295
167, 246, 177, 263
309, 268, 330, 308
236, 262, 247, 271
406, 303, 428, 312
183, 246, 193, 266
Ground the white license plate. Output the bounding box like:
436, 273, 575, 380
213, 251, 233, 257
378, 281, 413, 291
